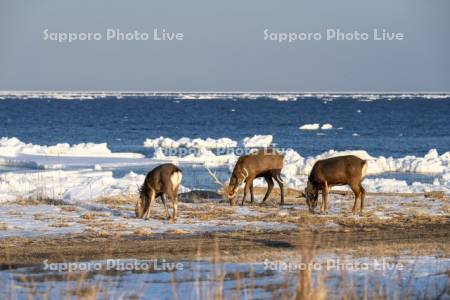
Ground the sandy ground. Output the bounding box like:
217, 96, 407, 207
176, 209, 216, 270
0, 188, 449, 268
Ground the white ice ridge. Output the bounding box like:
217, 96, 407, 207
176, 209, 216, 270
281, 148, 450, 177
0, 137, 143, 158
144, 135, 273, 149
299, 123, 333, 130
242, 135, 273, 148
0, 169, 190, 203
1, 91, 450, 101
144, 137, 238, 149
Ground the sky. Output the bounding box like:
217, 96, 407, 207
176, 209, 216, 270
1, 0, 449, 92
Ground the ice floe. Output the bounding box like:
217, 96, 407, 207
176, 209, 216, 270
0, 137, 143, 158
299, 123, 320, 130
1, 91, 449, 102
144, 135, 272, 149
0, 136, 449, 202
144, 137, 238, 149
242, 135, 273, 148
299, 123, 334, 130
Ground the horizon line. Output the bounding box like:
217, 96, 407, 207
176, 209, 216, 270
1, 90, 450, 94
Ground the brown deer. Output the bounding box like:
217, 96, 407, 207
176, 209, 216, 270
304, 155, 367, 214
136, 163, 182, 222
217, 149, 285, 206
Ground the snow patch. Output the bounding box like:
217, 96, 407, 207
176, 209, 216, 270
0, 137, 143, 158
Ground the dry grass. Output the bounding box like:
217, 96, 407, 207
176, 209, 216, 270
48, 222, 71, 228
60, 206, 80, 212
96, 195, 137, 205
12, 196, 67, 206
133, 227, 152, 236
80, 213, 96, 220
181, 204, 235, 221
0, 222, 8, 230
7, 210, 23, 216
83, 228, 114, 238
65, 284, 104, 299
424, 191, 447, 200
79, 212, 111, 220
166, 228, 192, 235
33, 213, 51, 221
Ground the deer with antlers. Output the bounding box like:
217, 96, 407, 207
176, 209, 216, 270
207, 149, 285, 206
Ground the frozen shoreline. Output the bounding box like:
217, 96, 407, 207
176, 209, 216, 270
0, 136, 449, 202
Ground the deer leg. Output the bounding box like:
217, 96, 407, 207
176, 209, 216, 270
325, 185, 332, 211
359, 183, 365, 213
350, 183, 361, 214
320, 181, 328, 213
241, 177, 254, 206
249, 183, 254, 203
143, 189, 156, 220
262, 176, 274, 203
172, 196, 178, 222
161, 194, 170, 220
274, 173, 284, 205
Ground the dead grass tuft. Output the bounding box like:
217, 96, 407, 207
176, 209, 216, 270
133, 227, 152, 236
13, 196, 67, 206
80, 213, 96, 220
96, 195, 137, 205
424, 191, 446, 200
65, 284, 103, 298
167, 228, 191, 235
34, 213, 51, 221
0, 222, 8, 230
60, 206, 80, 212
48, 222, 71, 228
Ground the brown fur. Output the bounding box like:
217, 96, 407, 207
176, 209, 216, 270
227, 149, 285, 206
305, 155, 367, 214
136, 163, 182, 221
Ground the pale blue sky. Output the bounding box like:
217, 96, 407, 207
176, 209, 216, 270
1, 0, 449, 91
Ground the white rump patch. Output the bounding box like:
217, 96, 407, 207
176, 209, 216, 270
361, 162, 368, 178
170, 171, 182, 187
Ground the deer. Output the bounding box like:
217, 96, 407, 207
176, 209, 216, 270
304, 155, 368, 214
135, 163, 182, 222
207, 149, 285, 206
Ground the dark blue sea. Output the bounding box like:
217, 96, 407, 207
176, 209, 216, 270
1, 97, 449, 158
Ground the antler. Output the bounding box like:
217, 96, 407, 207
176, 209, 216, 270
204, 165, 225, 187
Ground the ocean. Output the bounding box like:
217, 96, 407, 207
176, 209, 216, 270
0, 94, 449, 192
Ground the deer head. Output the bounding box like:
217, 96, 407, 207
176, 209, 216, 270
205, 165, 248, 206
304, 181, 319, 213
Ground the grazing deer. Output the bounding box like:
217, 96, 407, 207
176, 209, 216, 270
207, 149, 285, 206
304, 155, 367, 214
136, 163, 182, 222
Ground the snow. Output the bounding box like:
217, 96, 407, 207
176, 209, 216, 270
144, 137, 238, 149
1, 91, 449, 101
0, 137, 143, 158
299, 123, 320, 130
144, 135, 272, 149
0, 136, 449, 203
152, 147, 237, 167
242, 135, 273, 148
